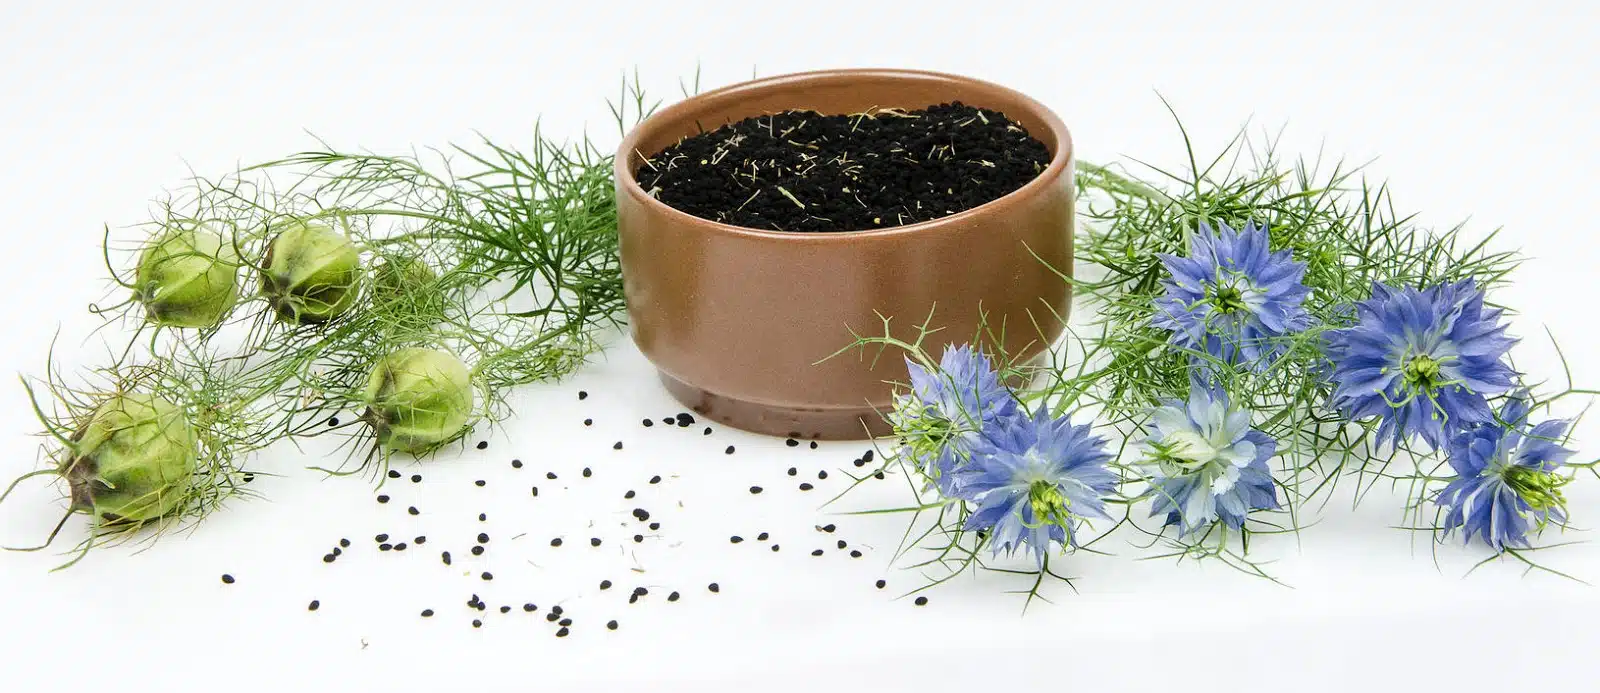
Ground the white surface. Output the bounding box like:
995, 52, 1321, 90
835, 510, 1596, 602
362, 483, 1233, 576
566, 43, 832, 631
2, 1, 1598, 691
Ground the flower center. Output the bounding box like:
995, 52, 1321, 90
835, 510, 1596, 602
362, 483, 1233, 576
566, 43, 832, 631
1208, 282, 1250, 315
1502, 465, 1569, 514
1401, 354, 1444, 393
1026, 480, 1072, 527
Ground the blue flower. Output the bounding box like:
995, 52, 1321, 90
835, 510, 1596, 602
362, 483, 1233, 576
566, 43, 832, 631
1151, 221, 1312, 367
1437, 396, 1574, 551
1325, 279, 1518, 449
1141, 380, 1279, 535
955, 408, 1118, 565
889, 344, 1019, 496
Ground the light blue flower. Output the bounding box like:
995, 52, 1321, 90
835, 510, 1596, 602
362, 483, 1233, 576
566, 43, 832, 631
1141, 380, 1279, 535
888, 344, 1019, 497
1437, 396, 1573, 551
1325, 279, 1518, 449
1151, 221, 1312, 367
955, 408, 1118, 565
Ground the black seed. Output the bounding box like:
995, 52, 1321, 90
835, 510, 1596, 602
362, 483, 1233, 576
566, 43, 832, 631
853, 458, 866, 467
394, 543, 407, 551
558, 618, 572, 627
850, 550, 863, 558
339, 538, 351, 548
822, 524, 836, 533
482, 572, 494, 581
500, 606, 511, 614
628, 594, 639, 604
408, 506, 419, 516
649, 475, 661, 484
676, 412, 696, 425
531, 486, 539, 496
556, 627, 569, 637
875, 579, 887, 589
332, 547, 342, 556
547, 472, 558, 480
475, 479, 486, 487
667, 591, 680, 602
472, 546, 485, 556
478, 533, 490, 544
757, 532, 769, 541
863, 450, 875, 462
703, 427, 712, 435
479, 513, 487, 521
388, 470, 401, 479
799, 483, 813, 491
632, 508, 651, 521
600, 580, 613, 590
328, 416, 340, 427
441, 551, 452, 565
633, 587, 649, 596
476, 441, 488, 450
414, 536, 426, 544
648, 522, 660, 531
524, 603, 537, 612
730, 536, 744, 544
551, 538, 563, 547
818, 471, 828, 480
613, 441, 623, 450
633, 534, 644, 543
787, 467, 797, 476
379, 543, 393, 551
421, 609, 434, 617
837, 540, 847, 549
642, 418, 654, 427
914, 596, 928, 606
220, 574, 235, 584
786, 438, 799, 447
810, 441, 818, 449
308, 600, 321, 611
624, 490, 635, 499
411, 474, 422, 483
584, 418, 593, 426
473, 619, 483, 628
578, 390, 588, 400
771, 544, 780, 552
376, 533, 389, 542
811, 549, 824, 556
590, 538, 602, 547
708, 583, 720, 593
547, 612, 560, 622
377, 495, 390, 504
582, 468, 592, 478
749, 486, 763, 494
322, 554, 335, 563
511, 459, 523, 469
607, 620, 619, 630
725, 445, 735, 454
874, 472, 886, 480
242, 473, 255, 482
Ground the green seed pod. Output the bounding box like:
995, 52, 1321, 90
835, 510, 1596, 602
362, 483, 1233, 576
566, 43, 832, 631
63, 393, 198, 524
260, 222, 362, 324
361, 348, 474, 454
134, 224, 240, 328
372, 254, 438, 302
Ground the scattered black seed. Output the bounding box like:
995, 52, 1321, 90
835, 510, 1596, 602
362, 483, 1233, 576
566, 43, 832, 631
632, 508, 651, 521
876, 579, 887, 589
600, 580, 613, 590
730, 536, 744, 544
582, 468, 592, 478
771, 544, 781, 552
633, 587, 649, 597
874, 472, 886, 480
811, 549, 824, 556
479, 513, 487, 521
376, 533, 390, 542
677, 412, 696, 425
818, 470, 828, 480
757, 532, 769, 541
550, 538, 563, 547
578, 390, 588, 400
474, 479, 486, 487
559, 618, 573, 627
642, 418, 654, 427
799, 483, 813, 491
531, 486, 539, 496
607, 620, 619, 630
822, 524, 837, 533
613, 441, 624, 450
863, 450, 875, 463
810, 441, 819, 449
628, 594, 639, 604
546, 612, 560, 622
322, 554, 335, 563
242, 473, 255, 482
387, 470, 401, 479
556, 627, 570, 637
411, 474, 422, 483
414, 536, 426, 544
749, 486, 763, 494
649, 475, 662, 484
524, 603, 537, 612
850, 550, 863, 558
442, 551, 452, 565
725, 445, 735, 455
408, 506, 419, 516
307, 600, 320, 611
667, 591, 680, 602
467, 546, 483, 557
584, 418, 593, 427
648, 522, 660, 531
476, 441, 488, 450
633, 534, 644, 543
500, 605, 511, 614
473, 619, 483, 628
786, 438, 799, 447
477, 533, 490, 544
787, 467, 797, 476
220, 574, 235, 584
624, 490, 636, 499
708, 583, 720, 593
914, 596, 928, 606
469, 595, 481, 607
328, 416, 341, 427
421, 609, 434, 617
853, 458, 866, 468
703, 427, 712, 435
590, 538, 602, 547
394, 543, 408, 551
476, 602, 487, 612
379, 543, 393, 551
511, 459, 523, 469
481, 572, 494, 581
547, 472, 558, 480
332, 547, 342, 556
377, 495, 390, 504
837, 540, 847, 549
339, 538, 351, 548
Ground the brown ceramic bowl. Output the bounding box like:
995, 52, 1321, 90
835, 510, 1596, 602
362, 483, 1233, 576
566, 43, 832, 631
615, 68, 1073, 440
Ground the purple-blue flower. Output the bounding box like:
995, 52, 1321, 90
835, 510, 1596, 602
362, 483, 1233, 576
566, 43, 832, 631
1141, 380, 1279, 535
1436, 396, 1573, 551
1325, 279, 1518, 449
955, 408, 1118, 565
1151, 221, 1312, 366
889, 344, 1019, 496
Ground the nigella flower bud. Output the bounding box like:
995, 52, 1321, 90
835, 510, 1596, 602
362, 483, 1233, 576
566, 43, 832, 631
361, 348, 475, 454
134, 224, 240, 329
259, 221, 363, 324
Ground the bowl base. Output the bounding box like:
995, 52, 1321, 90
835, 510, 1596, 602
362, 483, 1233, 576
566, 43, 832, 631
658, 372, 891, 440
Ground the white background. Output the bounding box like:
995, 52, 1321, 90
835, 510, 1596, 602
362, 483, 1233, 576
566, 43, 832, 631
2, 1, 1597, 691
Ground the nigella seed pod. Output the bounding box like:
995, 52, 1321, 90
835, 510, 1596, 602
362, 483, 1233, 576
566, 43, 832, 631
59, 393, 198, 523
134, 224, 240, 329
259, 221, 362, 324
360, 348, 475, 454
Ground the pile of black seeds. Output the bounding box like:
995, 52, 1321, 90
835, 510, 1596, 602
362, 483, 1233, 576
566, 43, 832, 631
636, 102, 1051, 232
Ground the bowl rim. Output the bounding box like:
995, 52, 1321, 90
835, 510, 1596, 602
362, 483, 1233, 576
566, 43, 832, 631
615, 67, 1073, 242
